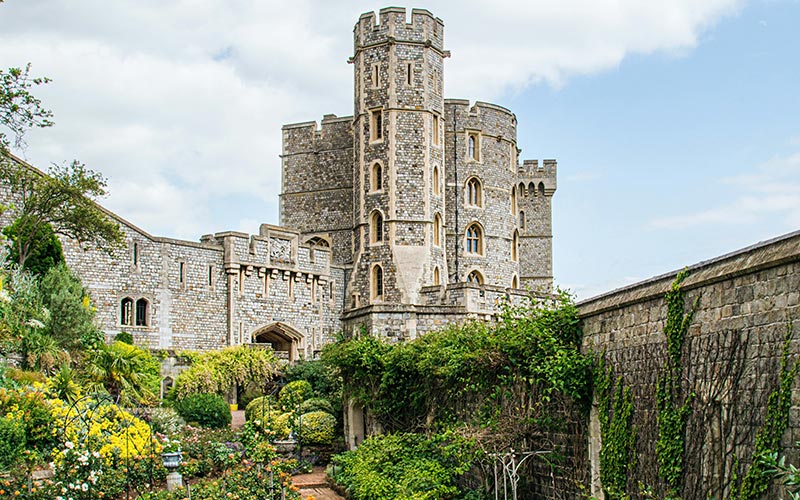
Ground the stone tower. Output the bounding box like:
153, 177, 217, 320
516, 159, 556, 289
348, 8, 449, 308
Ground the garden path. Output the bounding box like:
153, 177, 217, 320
293, 467, 344, 500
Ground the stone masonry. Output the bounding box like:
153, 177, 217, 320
0, 7, 557, 360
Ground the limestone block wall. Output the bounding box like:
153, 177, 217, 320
444, 100, 522, 287
578, 230, 800, 499
517, 159, 556, 290
61, 215, 228, 351
280, 115, 354, 265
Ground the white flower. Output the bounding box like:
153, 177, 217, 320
26, 318, 45, 329
0, 289, 10, 303
81, 483, 88, 492
92, 451, 100, 458
65, 441, 74, 449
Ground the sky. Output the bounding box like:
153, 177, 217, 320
0, 0, 798, 300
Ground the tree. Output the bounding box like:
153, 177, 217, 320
1, 64, 123, 268
0, 64, 53, 157
0, 160, 124, 268
85, 340, 159, 406
2, 217, 64, 276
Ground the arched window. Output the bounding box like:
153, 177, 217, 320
529, 182, 536, 196
466, 224, 482, 255
433, 213, 442, 246
467, 270, 483, 284
511, 275, 519, 289
467, 133, 479, 160
538, 182, 545, 196
372, 264, 384, 300
433, 267, 440, 286
371, 211, 384, 243
519, 210, 525, 229
135, 298, 148, 326
120, 297, 133, 326
512, 231, 519, 261
432, 165, 440, 195
466, 178, 482, 207
511, 186, 517, 214
371, 162, 383, 192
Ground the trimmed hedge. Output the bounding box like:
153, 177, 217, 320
299, 411, 336, 445
175, 393, 231, 429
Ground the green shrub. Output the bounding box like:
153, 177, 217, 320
114, 331, 134, 345
299, 397, 334, 415
245, 395, 278, 423
278, 380, 313, 410
331, 432, 480, 500
0, 415, 25, 470
175, 393, 231, 429
272, 412, 293, 439
299, 411, 336, 445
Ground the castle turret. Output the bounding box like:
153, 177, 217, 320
516, 159, 556, 289
348, 8, 450, 308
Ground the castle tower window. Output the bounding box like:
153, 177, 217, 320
370, 211, 384, 243
208, 265, 214, 287
433, 115, 440, 145
433, 213, 442, 246
372, 264, 384, 300
179, 262, 186, 285
467, 133, 480, 161
132, 242, 138, 266
511, 186, 517, 214
371, 162, 383, 192
466, 177, 482, 207
519, 211, 525, 229
433, 266, 440, 286
529, 182, 536, 196
120, 297, 133, 326
406, 62, 413, 86
370, 109, 383, 142
371, 63, 380, 88
511, 275, 519, 289
433, 165, 440, 195
512, 231, 519, 261
467, 270, 483, 284
538, 182, 545, 196
239, 268, 245, 294
135, 298, 148, 326
466, 224, 483, 255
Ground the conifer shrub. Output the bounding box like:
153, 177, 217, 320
175, 393, 231, 429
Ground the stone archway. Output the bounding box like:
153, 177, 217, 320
250, 322, 305, 362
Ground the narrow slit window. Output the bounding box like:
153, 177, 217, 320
433, 115, 440, 145
372, 64, 380, 88
370, 109, 383, 141
179, 262, 185, 284
208, 265, 214, 286
406, 63, 413, 85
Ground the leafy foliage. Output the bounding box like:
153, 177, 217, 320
655, 270, 696, 496
323, 292, 592, 441
735, 323, 800, 499
0, 159, 124, 269
39, 262, 103, 354
172, 345, 281, 399
596, 356, 636, 499
0, 415, 24, 471
279, 379, 313, 409
331, 432, 480, 500
299, 410, 336, 445
175, 392, 232, 429
0, 64, 53, 155
84, 340, 159, 405
2, 218, 63, 276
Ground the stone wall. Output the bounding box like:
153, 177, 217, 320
578, 230, 800, 499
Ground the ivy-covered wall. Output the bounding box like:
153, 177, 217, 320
579, 229, 800, 499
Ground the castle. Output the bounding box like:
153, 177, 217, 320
2, 7, 557, 361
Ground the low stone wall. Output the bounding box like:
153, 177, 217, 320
578, 230, 800, 499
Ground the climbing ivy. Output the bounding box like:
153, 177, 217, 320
735, 323, 799, 500
656, 269, 697, 498
596, 355, 636, 500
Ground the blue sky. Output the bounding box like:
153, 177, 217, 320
0, 0, 798, 299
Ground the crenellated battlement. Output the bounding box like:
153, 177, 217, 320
445, 99, 518, 142
517, 159, 557, 196
281, 113, 353, 156
354, 7, 444, 53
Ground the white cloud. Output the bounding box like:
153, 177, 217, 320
650, 152, 800, 229
0, 0, 744, 240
